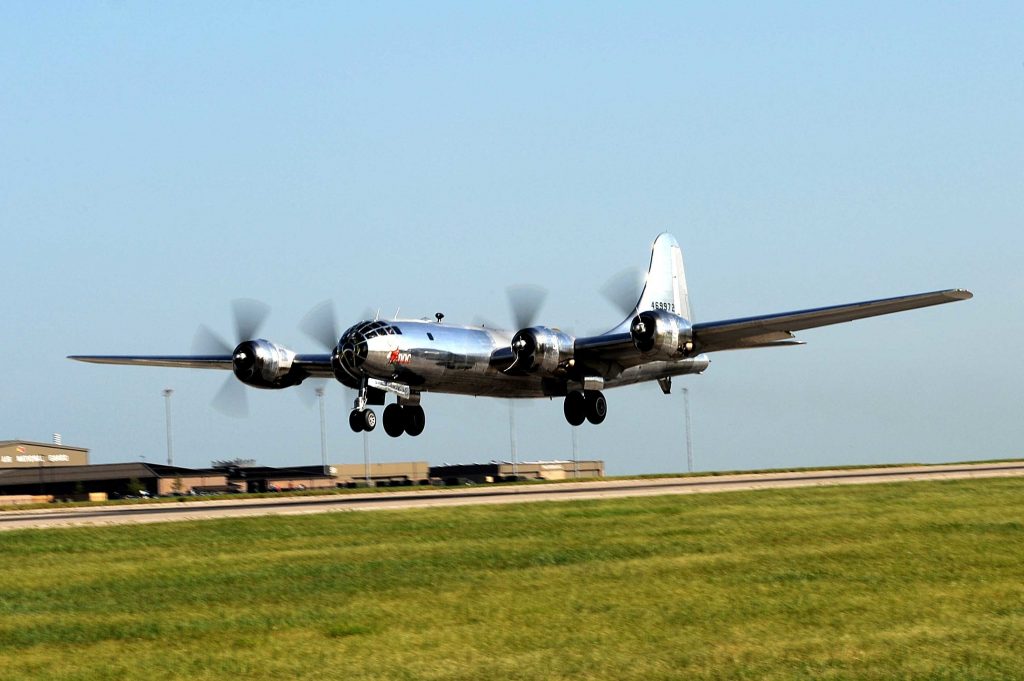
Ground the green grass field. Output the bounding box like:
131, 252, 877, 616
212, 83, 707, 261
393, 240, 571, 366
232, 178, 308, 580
1, 478, 1022, 680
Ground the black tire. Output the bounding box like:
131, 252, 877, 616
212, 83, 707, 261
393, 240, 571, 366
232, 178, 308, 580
348, 409, 364, 433
564, 391, 586, 426
362, 409, 377, 432
584, 390, 607, 425
383, 404, 405, 438
403, 405, 426, 436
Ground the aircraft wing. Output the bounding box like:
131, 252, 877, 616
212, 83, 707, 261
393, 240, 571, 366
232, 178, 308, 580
68, 354, 335, 377
571, 288, 971, 376
68, 355, 234, 369
691, 288, 973, 353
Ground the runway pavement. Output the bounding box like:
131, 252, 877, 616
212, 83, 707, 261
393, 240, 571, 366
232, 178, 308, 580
2, 461, 1022, 531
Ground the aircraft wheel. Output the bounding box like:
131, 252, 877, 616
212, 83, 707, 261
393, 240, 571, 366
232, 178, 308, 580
383, 404, 405, 437
564, 391, 586, 426
403, 405, 426, 437
348, 409, 364, 433
362, 408, 377, 432
584, 390, 607, 425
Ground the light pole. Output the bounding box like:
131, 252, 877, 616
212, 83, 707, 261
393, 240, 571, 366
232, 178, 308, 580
162, 388, 174, 467
683, 387, 693, 473
508, 401, 518, 479
571, 426, 580, 478
316, 387, 328, 476
363, 432, 370, 486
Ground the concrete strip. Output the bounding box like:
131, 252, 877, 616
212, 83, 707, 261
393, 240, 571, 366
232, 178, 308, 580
1, 462, 1022, 531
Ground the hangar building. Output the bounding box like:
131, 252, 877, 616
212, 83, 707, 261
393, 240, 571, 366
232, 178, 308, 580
0, 440, 89, 468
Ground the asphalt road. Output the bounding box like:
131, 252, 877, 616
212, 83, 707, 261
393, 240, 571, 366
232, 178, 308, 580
2, 462, 1022, 532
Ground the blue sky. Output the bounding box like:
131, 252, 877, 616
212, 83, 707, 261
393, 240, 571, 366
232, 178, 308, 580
2, 3, 1021, 474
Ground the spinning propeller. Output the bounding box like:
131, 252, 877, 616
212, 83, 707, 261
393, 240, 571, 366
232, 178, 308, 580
191, 299, 271, 418
506, 284, 548, 330
600, 266, 646, 318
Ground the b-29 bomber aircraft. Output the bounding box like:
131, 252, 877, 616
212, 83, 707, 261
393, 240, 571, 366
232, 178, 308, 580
70, 233, 972, 438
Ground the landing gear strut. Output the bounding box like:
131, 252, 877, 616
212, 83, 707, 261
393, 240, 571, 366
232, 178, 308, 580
564, 390, 607, 426
349, 380, 377, 433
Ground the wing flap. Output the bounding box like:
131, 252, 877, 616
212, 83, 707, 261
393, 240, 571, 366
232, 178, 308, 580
693, 288, 972, 353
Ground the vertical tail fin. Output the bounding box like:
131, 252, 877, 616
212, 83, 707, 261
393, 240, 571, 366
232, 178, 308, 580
633, 233, 692, 321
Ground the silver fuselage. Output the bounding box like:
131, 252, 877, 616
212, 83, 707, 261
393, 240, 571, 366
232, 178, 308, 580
355, 320, 709, 398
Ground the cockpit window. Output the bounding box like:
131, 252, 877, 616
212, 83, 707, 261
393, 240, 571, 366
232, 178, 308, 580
345, 320, 401, 339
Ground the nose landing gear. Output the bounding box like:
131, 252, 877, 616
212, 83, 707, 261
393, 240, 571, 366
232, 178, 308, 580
349, 407, 377, 432
563, 390, 607, 426
348, 379, 378, 433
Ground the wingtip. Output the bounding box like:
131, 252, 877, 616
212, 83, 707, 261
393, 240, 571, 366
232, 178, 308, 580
949, 289, 974, 300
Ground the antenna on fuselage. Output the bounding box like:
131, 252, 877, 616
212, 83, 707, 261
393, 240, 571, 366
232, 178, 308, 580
435, 312, 444, 324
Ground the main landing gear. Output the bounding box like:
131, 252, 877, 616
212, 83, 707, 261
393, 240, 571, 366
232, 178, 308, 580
349, 381, 425, 436
381, 403, 425, 438
563, 390, 607, 426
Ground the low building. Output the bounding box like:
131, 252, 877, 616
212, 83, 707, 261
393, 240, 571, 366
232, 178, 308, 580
222, 466, 335, 493
430, 460, 604, 485
0, 462, 228, 499
0, 440, 89, 468
325, 461, 431, 486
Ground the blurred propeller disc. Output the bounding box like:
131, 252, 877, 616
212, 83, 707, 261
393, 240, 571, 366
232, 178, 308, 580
600, 266, 646, 317
212, 377, 249, 419
300, 299, 340, 352
192, 324, 232, 356
190, 298, 272, 419
297, 378, 327, 410
232, 298, 271, 342
507, 284, 548, 330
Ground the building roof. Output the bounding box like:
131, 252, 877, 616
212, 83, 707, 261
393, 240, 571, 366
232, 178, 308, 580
0, 440, 89, 452
0, 462, 220, 486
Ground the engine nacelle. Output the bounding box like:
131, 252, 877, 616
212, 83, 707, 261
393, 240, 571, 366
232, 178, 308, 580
630, 310, 693, 360
508, 326, 575, 375
232, 340, 302, 389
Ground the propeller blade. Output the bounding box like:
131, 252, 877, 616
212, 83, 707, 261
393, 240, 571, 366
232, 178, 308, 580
300, 300, 340, 351
507, 284, 548, 330
211, 375, 248, 418
600, 266, 646, 317
192, 324, 233, 355
232, 298, 271, 342
297, 379, 328, 410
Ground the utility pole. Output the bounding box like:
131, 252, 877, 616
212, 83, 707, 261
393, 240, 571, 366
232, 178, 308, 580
162, 388, 174, 467
571, 426, 580, 478
508, 401, 518, 479
363, 432, 370, 486
683, 387, 693, 473
316, 387, 328, 476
